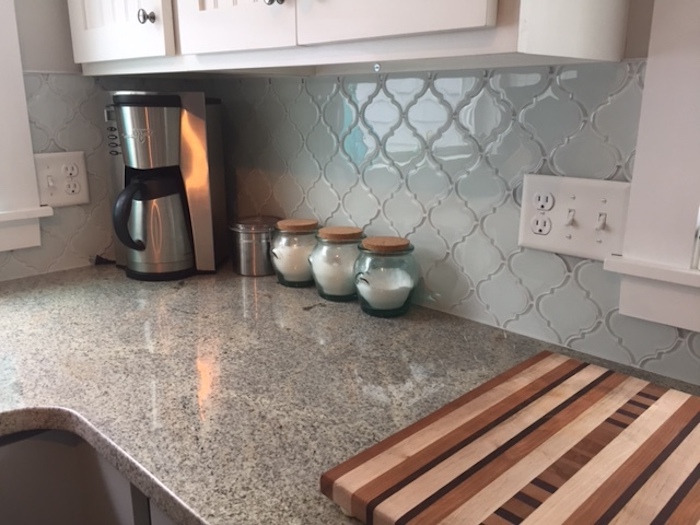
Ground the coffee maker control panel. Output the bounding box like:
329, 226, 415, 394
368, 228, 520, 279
105, 105, 128, 268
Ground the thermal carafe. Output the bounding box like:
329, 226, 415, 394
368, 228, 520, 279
109, 92, 228, 280
113, 168, 194, 280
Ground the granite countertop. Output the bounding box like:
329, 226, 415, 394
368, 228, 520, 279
0, 266, 584, 523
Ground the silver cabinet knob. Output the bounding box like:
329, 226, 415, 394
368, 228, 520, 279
263, 0, 274, 4
137, 8, 156, 24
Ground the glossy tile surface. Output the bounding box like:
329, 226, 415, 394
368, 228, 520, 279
0, 266, 553, 525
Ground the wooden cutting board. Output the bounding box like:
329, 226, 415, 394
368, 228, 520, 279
321, 351, 700, 525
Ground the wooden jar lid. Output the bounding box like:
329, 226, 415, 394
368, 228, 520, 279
362, 236, 411, 253
276, 219, 319, 232
318, 226, 363, 241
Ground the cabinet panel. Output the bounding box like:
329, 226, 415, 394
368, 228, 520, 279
296, 0, 497, 46
176, 0, 297, 55
67, 0, 176, 63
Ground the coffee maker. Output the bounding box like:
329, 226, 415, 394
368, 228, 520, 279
106, 92, 228, 280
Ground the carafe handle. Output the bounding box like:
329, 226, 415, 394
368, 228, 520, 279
113, 183, 146, 250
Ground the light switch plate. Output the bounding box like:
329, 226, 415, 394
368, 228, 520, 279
34, 151, 89, 208
518, 174, 631, 261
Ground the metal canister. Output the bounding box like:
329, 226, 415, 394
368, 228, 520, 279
229, 216, 279, 276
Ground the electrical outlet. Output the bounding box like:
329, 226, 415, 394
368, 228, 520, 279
534, 192, 555, 211
518, 174, 631, 261
531, 215, 552, 235
65, 181, 81, 195
34, 152, 89, 208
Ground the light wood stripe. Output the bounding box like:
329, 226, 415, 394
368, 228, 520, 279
370, 364, 610, 525
609, 420, 700, 525
519, 389, 691, 524
426, 376, 648, 525
330, 353, 569, 512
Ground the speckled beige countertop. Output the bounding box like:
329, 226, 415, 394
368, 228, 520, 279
0, 265, 682, 525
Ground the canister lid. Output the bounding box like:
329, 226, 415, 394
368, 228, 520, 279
318, 226, 363, 241
276, 219, 319, 232
230, 216, 280, 233
362, 236, 411, 253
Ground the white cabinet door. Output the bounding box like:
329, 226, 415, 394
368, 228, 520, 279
67, 0, 176, 63
296, 0, 497, 46
176, 0, 297, 55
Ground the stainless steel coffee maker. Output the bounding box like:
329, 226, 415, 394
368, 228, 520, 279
107, 92, 228, 281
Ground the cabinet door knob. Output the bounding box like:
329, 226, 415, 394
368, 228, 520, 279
277, 0, 285, 3
137, 8, 156, 24
263, 0, 274, 4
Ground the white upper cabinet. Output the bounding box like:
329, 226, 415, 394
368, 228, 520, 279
296, 0, 497, 46
66, 0, 651, 76
67, 0, 175, 63
176, 0, 297, 55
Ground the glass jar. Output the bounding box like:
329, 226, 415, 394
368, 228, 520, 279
271, 219, 319, 287
354, 236, 420, 318
309, 226, 364, 302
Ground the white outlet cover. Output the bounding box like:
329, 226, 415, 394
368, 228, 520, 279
34, 151, 89, 208
518, 174, 631, 261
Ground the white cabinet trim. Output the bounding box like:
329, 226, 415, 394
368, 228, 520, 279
0, 0, 52, 253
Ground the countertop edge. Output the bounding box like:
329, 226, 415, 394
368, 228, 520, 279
0, 406, 206, 525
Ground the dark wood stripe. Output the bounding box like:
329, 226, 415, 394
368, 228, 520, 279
361, 360, 590, 522
627, 399, 650, 410
637, 390, 660, 401
605, 417, 628, 429
531, 477, 557, 494
561, 397, 700, 525
493, 507, 521, 524
394, 370, 618, 525
616, 408, 639, 419
320, 351, 554, 497
650, 463, 700, 525
513, 491, 540, 509
499, 494, 534, 522
520, 482, 552, 504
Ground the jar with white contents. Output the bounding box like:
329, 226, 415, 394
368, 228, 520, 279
309, 226, 364, 302
271, 219, 319, 287
354, 236, 421, 318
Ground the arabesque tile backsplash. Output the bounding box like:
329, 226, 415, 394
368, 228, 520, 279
0, 74, 113, 280
3, 61, 700, 384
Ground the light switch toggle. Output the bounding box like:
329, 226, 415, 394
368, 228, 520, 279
565, 209, 576, 227
596, 212, 607, 231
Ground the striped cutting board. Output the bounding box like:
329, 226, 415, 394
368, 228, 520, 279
321, 352, 700, 525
